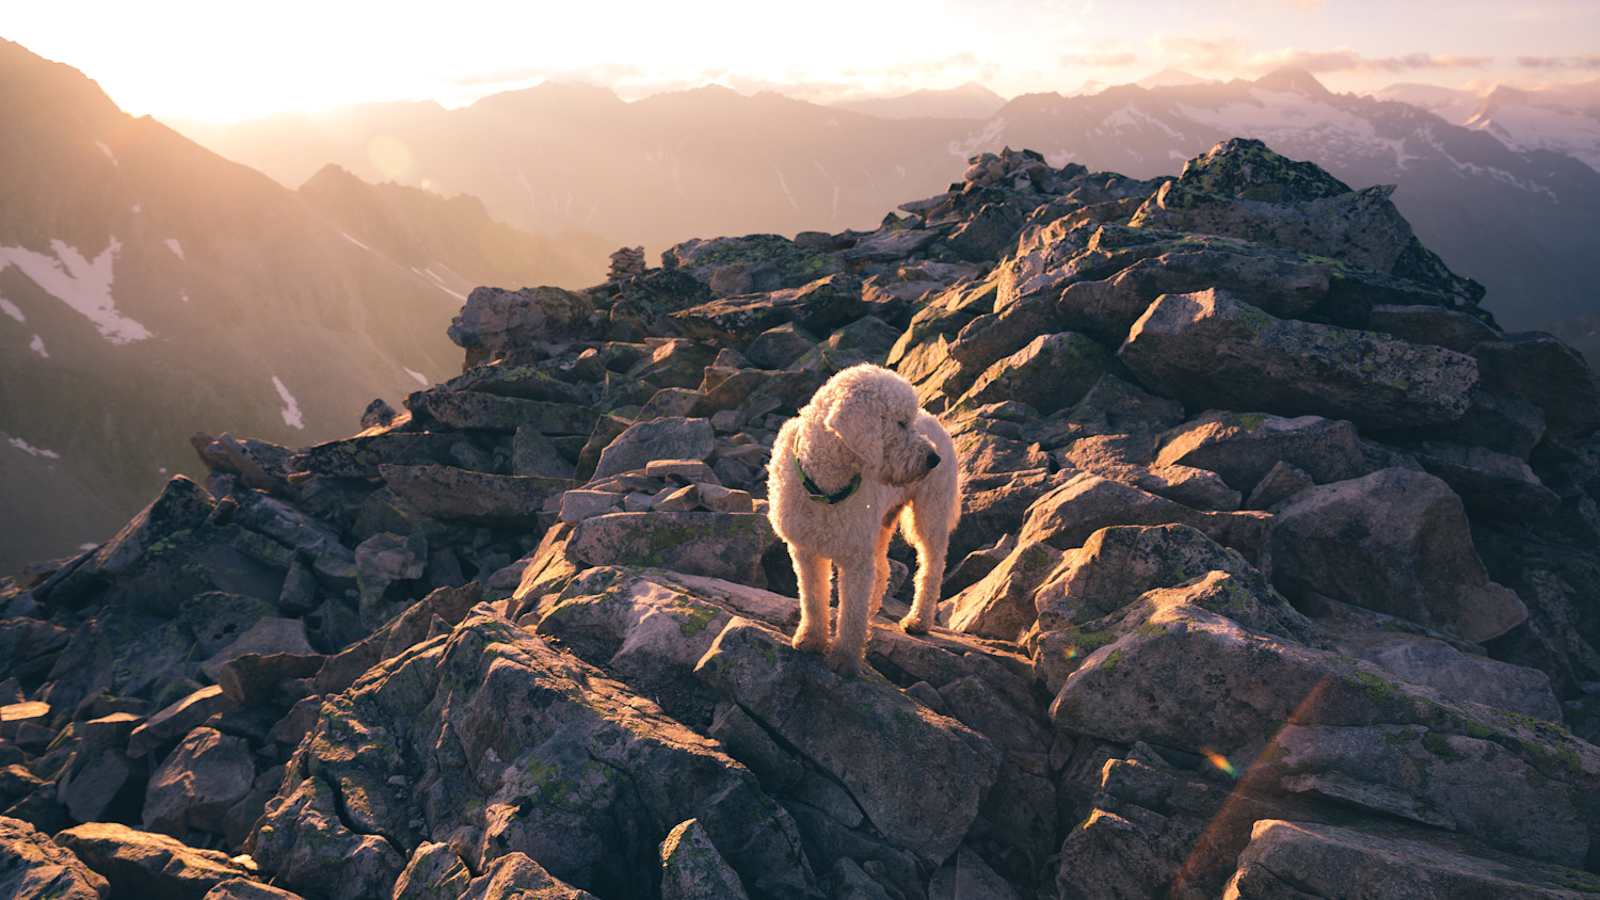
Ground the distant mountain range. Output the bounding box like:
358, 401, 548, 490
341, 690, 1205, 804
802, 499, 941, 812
831, 82, 1007, 120
177, 84, 970, 259
0, 39, 605, 570
1465, 80, 1600, 171
1376, 79, 1600, 171
964, 69, 1600, 335
179, 68, 1599, 339
5, 37, 1599, 569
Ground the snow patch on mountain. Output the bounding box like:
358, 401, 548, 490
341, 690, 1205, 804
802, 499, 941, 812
29, 335, 47, 358
94, 140, 117, 166
6, 435, 60, 459
404, 367, 429, 386
1469, 104, 1600, 172
271, 375, 306, 429
1180, 90, 1376, 156
1103, 106, 1183, 139
0, 296, 24, 323
774, 166, 799, 211
0, 238, 151, 344
414, 266, 468, 302
949, 116, 1007, 161
164, 238, 185, 260
339, 231, 373, 252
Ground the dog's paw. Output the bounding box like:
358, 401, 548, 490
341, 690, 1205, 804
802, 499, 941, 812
791, 630, 828, 654
824, 648, 864, 677
899, 613, 934, 635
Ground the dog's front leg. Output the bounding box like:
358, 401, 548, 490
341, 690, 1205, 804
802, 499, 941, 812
790, 546, 831, 654
826, 557, 874, 676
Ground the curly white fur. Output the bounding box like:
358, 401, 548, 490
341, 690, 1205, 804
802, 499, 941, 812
767, 364, 961, 675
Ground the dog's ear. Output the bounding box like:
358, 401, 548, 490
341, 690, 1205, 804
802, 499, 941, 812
823, 392, 883, 472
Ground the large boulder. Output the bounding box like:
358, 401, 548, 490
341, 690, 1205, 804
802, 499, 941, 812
1473, 332, 1600, 439
663, 234, 846, 297
392, 842, 597, 900
290, 432, 467, 481
745, 324, 818, 370
378, 464, 569, 526
1153, 411, 1375, 495
313, 582, 483, 696
551, 511, 777, 587
1063, 374, 1186, 436
694, 618, 1001, 866
405, 389, 596, 435
447, 286, 596, 368
45, 475, 215, 606
953, 332, 1107, 415
1226, 819, 1600, 899
1032, 524, 1298, 635
56, 823, 254, 900
672, 274, 865, 344
531, 567, 778, 721
249, 610, 818, 900
1045, 582, 1600, 867
143, 727, 257, 836
1018, 473, 1270, 560
202, 880, 304, 900
1318, 604, 1563, 721
1118, 289, 1478, 430
659, 818, 751, 900
593, 418, 716, 480
946, 541, 1063, 642
1129, 138, 1483, 306
1268, 468, 1527, 642
243, 775, 403, 900
1412, 441, 1562, 517
953, 469, 1069, 561
0, 815, 107, 899
444, 359, 597, 406
1367, 303, 1499, 352
128, 686, 239, 760
1256, 723, 1589, 865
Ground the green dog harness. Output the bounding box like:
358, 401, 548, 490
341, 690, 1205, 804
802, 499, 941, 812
795, 457, 860, 504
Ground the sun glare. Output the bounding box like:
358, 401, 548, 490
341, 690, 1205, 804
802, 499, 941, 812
4, 1, 1598, 121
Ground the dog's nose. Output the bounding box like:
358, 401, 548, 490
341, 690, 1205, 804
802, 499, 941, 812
926, 450, 940, 471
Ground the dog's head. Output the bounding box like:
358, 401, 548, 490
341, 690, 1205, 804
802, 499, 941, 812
815, 364, 941, 486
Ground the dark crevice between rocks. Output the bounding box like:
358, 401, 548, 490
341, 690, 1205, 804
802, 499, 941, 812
721, 694, 877, 840
316, 771, 406, 859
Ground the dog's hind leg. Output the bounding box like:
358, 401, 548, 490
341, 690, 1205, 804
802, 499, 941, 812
868, 526, 894, 622
826, 556, 874, 676
790, 546, 831, 654
899, 501, 950, 635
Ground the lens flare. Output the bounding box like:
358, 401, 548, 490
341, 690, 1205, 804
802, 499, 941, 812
368, 135, 414, 182
1200, 747, 1237, 779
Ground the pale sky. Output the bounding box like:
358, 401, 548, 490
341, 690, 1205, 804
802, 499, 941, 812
7, 0, 1600, 121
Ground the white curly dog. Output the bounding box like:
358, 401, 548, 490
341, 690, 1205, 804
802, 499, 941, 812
767, 364, 961, 675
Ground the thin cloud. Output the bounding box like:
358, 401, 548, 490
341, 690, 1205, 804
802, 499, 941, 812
452, 63, 644, 88
1060, 51, 1140, 68
1251, 48, 1493, 73
1516, 54, 1600, 70
841, 53, 993, 80
1155, 36, 1247, 72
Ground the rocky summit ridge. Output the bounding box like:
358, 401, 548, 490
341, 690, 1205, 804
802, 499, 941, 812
3, 137, 1600, 900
